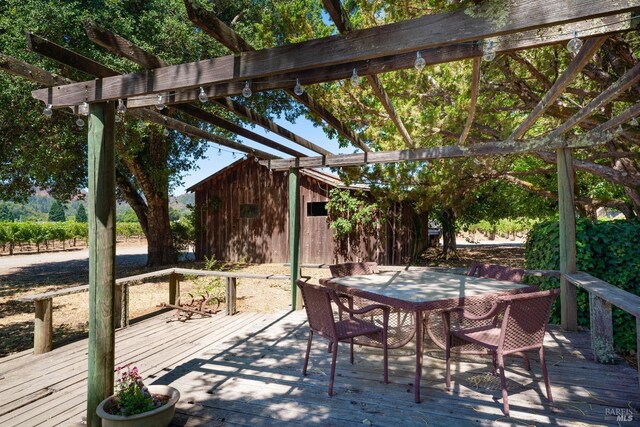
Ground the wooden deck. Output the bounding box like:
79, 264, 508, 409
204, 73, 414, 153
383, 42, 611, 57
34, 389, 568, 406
1, 310, 638, 426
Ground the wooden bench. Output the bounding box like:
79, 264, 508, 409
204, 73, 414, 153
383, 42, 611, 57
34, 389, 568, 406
16, 267, 291, 354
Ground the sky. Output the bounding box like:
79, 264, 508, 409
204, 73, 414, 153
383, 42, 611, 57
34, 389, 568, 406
172, 114, 359, 195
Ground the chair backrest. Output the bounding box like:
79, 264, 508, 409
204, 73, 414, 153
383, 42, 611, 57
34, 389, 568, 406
498, 289, 560, 353
329, 262, 379, 278
296, 280, 337, 339
466, 263, 525, 283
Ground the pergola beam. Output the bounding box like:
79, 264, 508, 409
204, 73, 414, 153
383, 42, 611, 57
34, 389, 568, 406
322, 0, 414, 148
260, 130, 612, 170
184, 0, 370, 152
509, 36, 608, 140
75, 14, 636, 110
83, 21, 329, 156
35, 1, 639, 109
549, 61, 640, 138
458, 57, 481, 145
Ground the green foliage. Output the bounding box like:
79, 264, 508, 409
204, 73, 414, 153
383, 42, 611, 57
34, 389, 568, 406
117, 222, 143, 240
525, 218, 640, 354
75, 204, 87, 223
116, 208, 139, 223
0, 204, 13, 222
47, 200, 66, 222
326, 188, 382, 237
171, 217, 194, 254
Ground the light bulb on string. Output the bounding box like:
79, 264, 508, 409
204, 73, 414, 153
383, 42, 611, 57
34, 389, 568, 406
217, 148, 222, 156
232, 152, 236, 159
163, 128, 170, 137
269, 168, 273, 176
414, 51, 426, 72
198, 87, 208, 103
567, 31, 583, 55
350, 68, 360, 87
78, 101, 89, 116
43, 104, 53, 117
76, 117, 85, 128
242, 81, 252, 98
294, 79, 304, 96
617, 124, 624, 134
631, 117, 639, 127
155, 95, 165, 110
117, 99, 127, 115
482, 41, 495, 62
115, 114, 122, 123
254, 156, 259, 163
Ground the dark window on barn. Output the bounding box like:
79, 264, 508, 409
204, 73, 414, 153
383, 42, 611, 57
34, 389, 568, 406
240, 204, 259, 218
307, 202, 328, 217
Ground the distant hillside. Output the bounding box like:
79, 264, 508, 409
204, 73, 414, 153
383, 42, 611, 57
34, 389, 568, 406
0, 189, 194, 222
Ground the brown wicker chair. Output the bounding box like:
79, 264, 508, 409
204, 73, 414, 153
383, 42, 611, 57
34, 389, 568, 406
444, 288, 560, 416
426, 264, 529, 352
329, 262, 416, 349
296, 280, 390, 397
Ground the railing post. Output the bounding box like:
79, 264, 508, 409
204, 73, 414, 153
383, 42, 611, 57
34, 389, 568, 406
637, 317, 640, 389
114, 284, 122, 329
289, 167, 303, 310
226, 277, 237, 315
169, 272, 180, 305
34, 299, 53, 354
589, 293, 615, 363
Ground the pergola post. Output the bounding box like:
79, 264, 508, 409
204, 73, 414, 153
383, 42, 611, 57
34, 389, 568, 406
86, 101, 116, 426
557, 148, 578, 331
289, 168, 303, 310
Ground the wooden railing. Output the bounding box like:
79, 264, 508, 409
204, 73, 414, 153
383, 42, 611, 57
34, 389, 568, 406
565, 272, 640, 384
16, 268, 290, 354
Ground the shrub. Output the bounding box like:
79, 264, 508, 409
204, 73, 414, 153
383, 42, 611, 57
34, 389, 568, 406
525, 218, 640, 354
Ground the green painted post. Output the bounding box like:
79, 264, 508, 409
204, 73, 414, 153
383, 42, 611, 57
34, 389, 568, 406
289, 168, 303, 310
557, 148, 578, 331
86, 102, 116, 426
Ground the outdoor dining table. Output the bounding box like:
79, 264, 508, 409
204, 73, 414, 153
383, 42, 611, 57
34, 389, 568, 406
320, 270, 537, 402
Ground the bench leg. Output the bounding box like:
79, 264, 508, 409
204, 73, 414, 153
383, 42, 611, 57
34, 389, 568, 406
34, 299, 53, 354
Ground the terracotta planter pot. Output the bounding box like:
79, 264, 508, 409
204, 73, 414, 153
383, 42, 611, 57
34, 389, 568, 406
96, 385, 180, 427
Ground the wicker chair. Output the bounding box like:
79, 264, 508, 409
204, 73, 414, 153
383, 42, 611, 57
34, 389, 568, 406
329, 262, 416, 349
426, 263, 529, 352
296, 280, 390, 397
444, 288, 560, 416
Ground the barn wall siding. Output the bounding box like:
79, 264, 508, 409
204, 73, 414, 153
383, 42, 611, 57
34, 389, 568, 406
193, 160, 419, 265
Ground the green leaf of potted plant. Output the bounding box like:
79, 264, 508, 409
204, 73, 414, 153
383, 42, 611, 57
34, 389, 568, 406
96, 365, 180, 427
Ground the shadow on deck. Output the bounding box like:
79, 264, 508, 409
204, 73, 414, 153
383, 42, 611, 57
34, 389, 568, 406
0, 310, 638, 426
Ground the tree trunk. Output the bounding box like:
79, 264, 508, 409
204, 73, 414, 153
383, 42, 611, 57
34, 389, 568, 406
146, 195, 175, 266
440, 207, 457, 259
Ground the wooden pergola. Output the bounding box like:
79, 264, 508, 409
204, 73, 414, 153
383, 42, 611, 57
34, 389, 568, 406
6, 0, 640, 424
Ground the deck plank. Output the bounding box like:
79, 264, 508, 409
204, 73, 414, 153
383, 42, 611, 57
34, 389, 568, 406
0, 310, 638, 427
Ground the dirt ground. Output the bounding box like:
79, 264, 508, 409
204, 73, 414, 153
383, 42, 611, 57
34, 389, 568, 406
0, 241, 524, 357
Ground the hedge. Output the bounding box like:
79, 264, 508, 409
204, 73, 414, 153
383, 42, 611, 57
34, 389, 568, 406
525, 218, 640, 354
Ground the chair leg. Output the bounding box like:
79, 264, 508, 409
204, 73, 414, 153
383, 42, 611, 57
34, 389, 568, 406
328, 339, 339, 397
445, 332, 451, 389
491, 352, 497, 375
382, 330, 388, 384
350, 338, 354, 365
303, 330, 313, 376
539, 347, 553, 404
497, 353, 510, 416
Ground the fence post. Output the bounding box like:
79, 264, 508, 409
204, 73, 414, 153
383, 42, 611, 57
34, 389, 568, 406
226, 277, 237, 315
34, 299, 53, 354
589, 293, 615, 363
169, 272, 180, 305
114, 284, 122, 329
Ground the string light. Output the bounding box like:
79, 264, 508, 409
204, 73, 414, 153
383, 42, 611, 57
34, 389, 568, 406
115, 114, 122, 123
350, 68, 360, 87
78, 101, 89, 116
43, 104, 53, 117
163, 128, 170, 136
155, 95, 165, 110
117, 99, 127, 115
217, 148, 222, 156
242, 81, 252, 98
631, 117, 638, 126
616, 124, 624, 133
482, 40, 496, 62
294, 79, 304, 96
232, 152, 236, 159
198, 87, 208, 103
567, 31, 583, 55
414, 51, 426, 72
76, 117, 85, 128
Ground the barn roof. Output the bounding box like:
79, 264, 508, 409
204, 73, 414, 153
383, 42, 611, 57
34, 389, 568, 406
186, 156, 368, 193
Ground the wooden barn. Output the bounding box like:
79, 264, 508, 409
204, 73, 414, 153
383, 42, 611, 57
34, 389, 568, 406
188, 157, 429, 265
